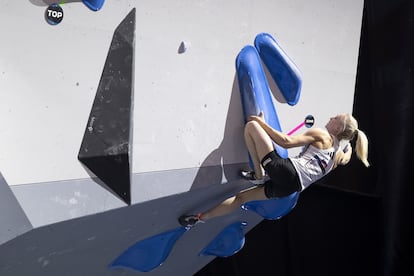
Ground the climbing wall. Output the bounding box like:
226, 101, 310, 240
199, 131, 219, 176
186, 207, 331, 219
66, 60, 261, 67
0, 0, 363, 275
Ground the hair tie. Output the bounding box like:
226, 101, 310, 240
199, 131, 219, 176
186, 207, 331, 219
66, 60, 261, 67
353, 129, 359, 139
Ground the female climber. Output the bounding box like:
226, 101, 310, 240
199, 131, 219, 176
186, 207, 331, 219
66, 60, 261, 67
179, 112, 370, 227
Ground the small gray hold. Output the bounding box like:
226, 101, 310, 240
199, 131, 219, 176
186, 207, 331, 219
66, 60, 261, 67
178, 41, 189, 54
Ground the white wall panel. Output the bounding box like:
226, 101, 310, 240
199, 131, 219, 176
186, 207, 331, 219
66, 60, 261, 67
0, 0, 363, 185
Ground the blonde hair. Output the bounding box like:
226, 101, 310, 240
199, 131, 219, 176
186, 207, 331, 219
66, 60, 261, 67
337, 114, 370, 167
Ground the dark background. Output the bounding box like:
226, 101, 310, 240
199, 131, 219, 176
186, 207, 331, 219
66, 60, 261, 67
197, 0, 414, 275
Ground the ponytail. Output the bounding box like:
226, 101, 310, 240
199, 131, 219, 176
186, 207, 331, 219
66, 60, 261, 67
354, 129, 370, 167
338, 114, 370, 167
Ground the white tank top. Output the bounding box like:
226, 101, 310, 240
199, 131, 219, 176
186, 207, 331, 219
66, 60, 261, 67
289, 137, 339, 191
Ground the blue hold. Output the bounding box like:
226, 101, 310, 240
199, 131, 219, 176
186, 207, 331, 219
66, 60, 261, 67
200, 221, 247, 257
82, 0, 106, 11
236, 45, 287, 158
241, 192, 299, 220
109, 226, 188, 272
254, 33, 302, 106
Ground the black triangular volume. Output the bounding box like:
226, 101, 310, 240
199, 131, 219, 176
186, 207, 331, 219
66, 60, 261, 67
80, 155, 131, 204
78, 8, 135, 205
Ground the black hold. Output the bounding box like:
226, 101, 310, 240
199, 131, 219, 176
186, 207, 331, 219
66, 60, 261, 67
78, 8, 136, 205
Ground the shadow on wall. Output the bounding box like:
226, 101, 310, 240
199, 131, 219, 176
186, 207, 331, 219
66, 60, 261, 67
189, 76, 247, 191
0, 180, 255, 276
190, 67, 287, 191
262, 59, 288, 105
